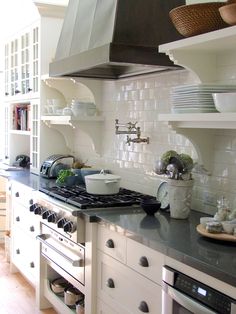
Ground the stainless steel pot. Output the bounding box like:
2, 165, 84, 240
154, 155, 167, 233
64, 286, 84, 307
50, 277, 69, 295
85, 170, 121, 195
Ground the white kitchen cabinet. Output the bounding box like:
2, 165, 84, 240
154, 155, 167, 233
4, 22, 39, 99
96, 224, 163, 314
158, 26, 236, 173
3, 3, 67, 172
0, 176, 7, 243
10, 181, 39, 286
126, 238, 164, 285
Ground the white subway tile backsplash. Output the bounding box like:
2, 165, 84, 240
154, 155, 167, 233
73, 68, 236, 214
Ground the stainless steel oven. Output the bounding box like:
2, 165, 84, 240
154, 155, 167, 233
37, 223, 85, 287
162, 266, 236, 314
31, 193, 86, 312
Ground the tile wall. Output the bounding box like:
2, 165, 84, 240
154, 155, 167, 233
73, 68, 236, 215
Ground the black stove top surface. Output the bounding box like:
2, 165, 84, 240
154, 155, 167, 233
39, 185, 155, 209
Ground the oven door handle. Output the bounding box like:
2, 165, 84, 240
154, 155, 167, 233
36, 234, 83, 267
167, 285, 215, 314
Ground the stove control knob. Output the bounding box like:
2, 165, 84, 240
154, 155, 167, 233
47, 212, 58, 223
63, 221, 76, 233
34, 206, 43, 215
57, 218, 67, 228
29, 203, 38, 212
42, 210, 51, 220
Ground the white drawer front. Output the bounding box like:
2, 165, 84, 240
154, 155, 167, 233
97, 251, 162, 314
13, 203, 40, 237
11, 182, 35, 208
12, 227, 37, 285
97, 298, 121, 314
127, 238, 164, 285
97, 224, 126, 263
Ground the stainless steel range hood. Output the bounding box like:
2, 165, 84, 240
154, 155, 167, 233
49, 0, 185, 80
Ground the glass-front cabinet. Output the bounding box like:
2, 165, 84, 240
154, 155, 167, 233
3, 3, 66, 174
4, 23, 39, 99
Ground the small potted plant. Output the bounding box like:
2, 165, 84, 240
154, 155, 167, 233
155, 150, 194, 219
56, 169, 77, 186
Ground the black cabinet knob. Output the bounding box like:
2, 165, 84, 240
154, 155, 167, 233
29, 199, 34, 205
30, 262, 34, 268
16, 216, 20, 222
29, 226, 35, 232
105, 239, 115, 248
106, 278, 115, 288
15, 192, 19, 197
16, 249, 20, 254
139, 256, 149, 267
138, 301, 149, 313
15, 89, 21, 94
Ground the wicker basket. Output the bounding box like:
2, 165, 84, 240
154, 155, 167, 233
169, 2, 229, 37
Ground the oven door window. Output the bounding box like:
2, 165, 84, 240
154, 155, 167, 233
173, 300, 193, 314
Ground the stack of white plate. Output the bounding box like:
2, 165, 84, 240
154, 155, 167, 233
170, 84, 236, 113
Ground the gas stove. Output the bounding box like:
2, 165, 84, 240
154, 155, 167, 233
39, 185, 155, 209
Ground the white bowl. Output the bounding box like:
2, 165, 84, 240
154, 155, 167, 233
222, 219, 236, 234
71, 101, 96, 117
200, 217, 217, 228
212, 92, 236, 112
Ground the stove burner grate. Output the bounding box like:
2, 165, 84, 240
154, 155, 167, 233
39, 185, 155, 209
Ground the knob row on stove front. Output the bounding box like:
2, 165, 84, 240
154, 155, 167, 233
29, 203, 76, 233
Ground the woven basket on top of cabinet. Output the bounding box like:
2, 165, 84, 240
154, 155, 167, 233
169, 2, 229, 37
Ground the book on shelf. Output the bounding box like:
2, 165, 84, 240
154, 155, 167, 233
13, 104, 30, 131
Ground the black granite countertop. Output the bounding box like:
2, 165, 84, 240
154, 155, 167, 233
3, 170, 236, 288
81, 207, 236, 287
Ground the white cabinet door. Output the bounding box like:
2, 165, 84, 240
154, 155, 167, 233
97, 251, 162, 314
30, 99, 40, 173
97, 224, 126, 263
126, 238, 164, 285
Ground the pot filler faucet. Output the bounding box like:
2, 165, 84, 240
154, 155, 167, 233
115, 119, 150, 146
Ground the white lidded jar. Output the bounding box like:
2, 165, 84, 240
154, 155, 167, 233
85, 170, 121, 195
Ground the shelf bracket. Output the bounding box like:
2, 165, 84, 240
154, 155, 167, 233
165, 124, 214, 175
163, 50, 217, 83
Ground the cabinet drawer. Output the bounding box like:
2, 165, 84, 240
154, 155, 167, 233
13, 203, 39, 237
11, 227, 38, 286
126, 238, 164, 285
11, 182, 35, 208
97, 298, 122, 314
97, 251, 162, 314
97, 224, 126, 263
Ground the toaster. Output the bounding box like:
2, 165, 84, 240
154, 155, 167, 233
40, 154, 75, 178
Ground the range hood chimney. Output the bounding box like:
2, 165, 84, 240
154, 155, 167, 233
49, 0, 185, 80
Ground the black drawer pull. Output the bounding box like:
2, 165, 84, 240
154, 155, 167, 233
16, 249, 20, 254
105, 239, 114, 248
16, 216, 20, 222
138, 301, 149, 313
139, 256, 149, 267
30, 226, 35, 232
106, 278, 115, 288
30, 262, 34, 268
29, 199, 34, 205
15, 192, 19, 197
